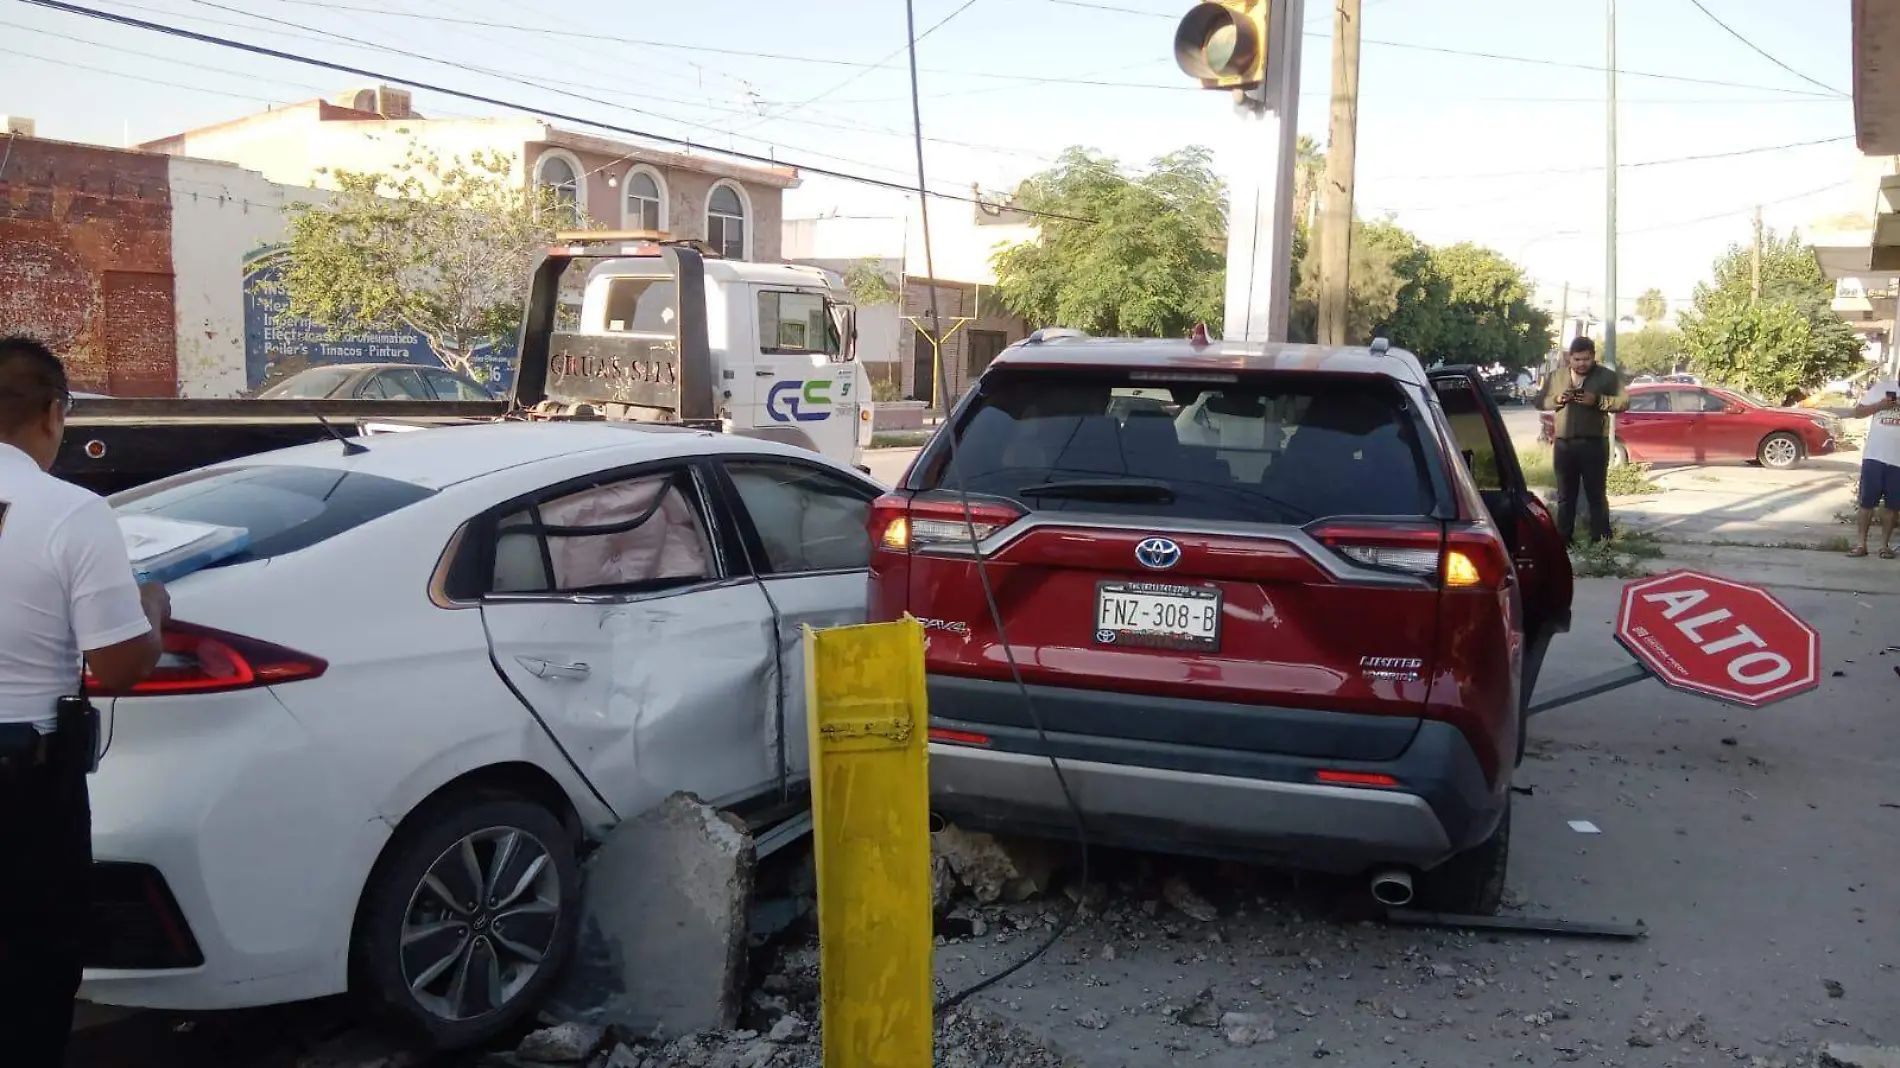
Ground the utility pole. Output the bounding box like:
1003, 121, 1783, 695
1315, 0, 1362, 346
1216, 0, 1306, 342
1558, 280, 1570, 351
1604, 0, 1619, 465
1603, 0, 1619, 373
1750, 204, 1764, 305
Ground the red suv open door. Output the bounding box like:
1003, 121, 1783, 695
1426, 366, 1573, 746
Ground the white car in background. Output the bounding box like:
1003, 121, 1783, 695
81, 422, 880, 1048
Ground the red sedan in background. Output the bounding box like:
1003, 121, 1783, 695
1540, 383, 1842, 469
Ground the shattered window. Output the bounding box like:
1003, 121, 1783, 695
724, 461, 872, 573
491, 471, 715, 594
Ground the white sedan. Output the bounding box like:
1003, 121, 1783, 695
81, 421, 879, 1048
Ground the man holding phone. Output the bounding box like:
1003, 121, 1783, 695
1848, 373, 1900, 559
1539, 336, 1629, 543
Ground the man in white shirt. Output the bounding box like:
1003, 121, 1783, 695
0, 335, 167, 1067
1849, 375, 1900, 559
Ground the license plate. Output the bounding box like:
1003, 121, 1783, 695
1094, 582, 1222, 651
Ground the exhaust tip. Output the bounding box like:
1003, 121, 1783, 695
1369, 869, 1414, 908
928, 811, 948, 834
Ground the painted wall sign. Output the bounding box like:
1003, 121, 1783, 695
241, 245, 518, 393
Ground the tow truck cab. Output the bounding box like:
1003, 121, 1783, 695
518, 236, 870, 468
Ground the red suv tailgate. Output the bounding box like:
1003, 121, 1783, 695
872, 367, 1458, 758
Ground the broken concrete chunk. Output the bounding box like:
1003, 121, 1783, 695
766, 1013, 810, 1044
545, 793, 757, 1039
515, 1022, 607, 1064
1074, 1009, 1111, 1030
1162, 876, 1218, 922
931, 825, 1058, 904
1821, 1044, 1900, 1068
1176, 988, 1222, 1028
602, 1046, 644, 1068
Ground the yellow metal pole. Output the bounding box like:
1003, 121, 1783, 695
805, 619, 933, 1068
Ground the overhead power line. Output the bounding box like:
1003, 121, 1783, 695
1041, 0, 1843, 98
141, 0, 1008, 186
20, 0, 1101, 223
1388, 133, 1854, 182
1682, 0, 1847, 97
728, 0, 984, 132
94, 0, 1063, 167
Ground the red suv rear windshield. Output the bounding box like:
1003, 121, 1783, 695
914, 369, 1437, 523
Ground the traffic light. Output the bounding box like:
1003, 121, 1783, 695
1173, 0, 1270, 90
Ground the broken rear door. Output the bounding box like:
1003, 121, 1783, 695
480, 461, 782, 820
711, 457, 879, 788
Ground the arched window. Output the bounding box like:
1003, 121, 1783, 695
623, 167, 666, 232
707, 182, 749, 260
535, 151, 585, 225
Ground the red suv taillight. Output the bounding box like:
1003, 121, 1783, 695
1311, 522, 1511, 590
86, 621, 328, 698
871, 494, 1023, 552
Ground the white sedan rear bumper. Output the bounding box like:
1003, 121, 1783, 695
81, 689, 390, 1010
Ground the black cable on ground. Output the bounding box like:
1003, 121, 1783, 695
894, 0, 1093, 1017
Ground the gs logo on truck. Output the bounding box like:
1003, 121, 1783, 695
766, 379, 836, 423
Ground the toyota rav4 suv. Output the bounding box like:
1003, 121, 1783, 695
868, 337, 1572, 914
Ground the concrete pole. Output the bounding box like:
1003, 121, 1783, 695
1751, 204, 1763, 305
1315, 0, 1361, 346
1222, 0, 1306, 343
1605, 0, 1620, 462
1603, 0, 1619, 373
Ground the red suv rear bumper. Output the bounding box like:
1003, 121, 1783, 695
924, 676, 1506, 875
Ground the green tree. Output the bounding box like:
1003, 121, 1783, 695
1288, 222, 1550, 369
842, 258, 899, 306
1677, 229, 1862, 401
991, 147, 1225, 336
1616, 327, 1686, 379
1635, 287, 1667, 323
1289, 218, 1429, 345
279, 148, 572, 378
1412, 242, 1552, 370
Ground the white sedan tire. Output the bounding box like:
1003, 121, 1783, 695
351, 793, 581, 1050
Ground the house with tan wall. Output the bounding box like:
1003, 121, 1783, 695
140, 86, 799, 261
783, 201, 1037, 408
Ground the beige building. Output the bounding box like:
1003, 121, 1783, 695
139, 86, 799, 262
783, 199, 1037, 407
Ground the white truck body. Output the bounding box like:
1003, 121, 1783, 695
572, 255, 871, 469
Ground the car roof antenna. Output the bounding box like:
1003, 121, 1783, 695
313, 411, 370, 455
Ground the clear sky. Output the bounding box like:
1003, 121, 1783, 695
0, 0, 1865, 320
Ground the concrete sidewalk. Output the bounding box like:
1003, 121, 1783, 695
1610, 453, 1860, 549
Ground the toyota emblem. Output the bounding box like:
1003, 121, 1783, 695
1134, 536, 1182, 570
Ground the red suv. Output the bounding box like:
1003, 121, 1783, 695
868, 337, 1573, 914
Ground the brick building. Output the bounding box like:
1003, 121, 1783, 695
0, 131, 177, 395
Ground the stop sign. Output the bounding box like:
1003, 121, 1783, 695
1615, 570, 1820, 708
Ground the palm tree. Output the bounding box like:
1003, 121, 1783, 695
1293, 135, 1325, 237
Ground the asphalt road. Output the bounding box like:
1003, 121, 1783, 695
935, 574, 1900, 1066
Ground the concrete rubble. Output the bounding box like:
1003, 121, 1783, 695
930, 824, 1060, 906
491, 940, 1084, 1068
1823, 1045, 1900, 1068
545, 792, 757, 1038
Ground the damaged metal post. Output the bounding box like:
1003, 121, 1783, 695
804, 619, 932, 1068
